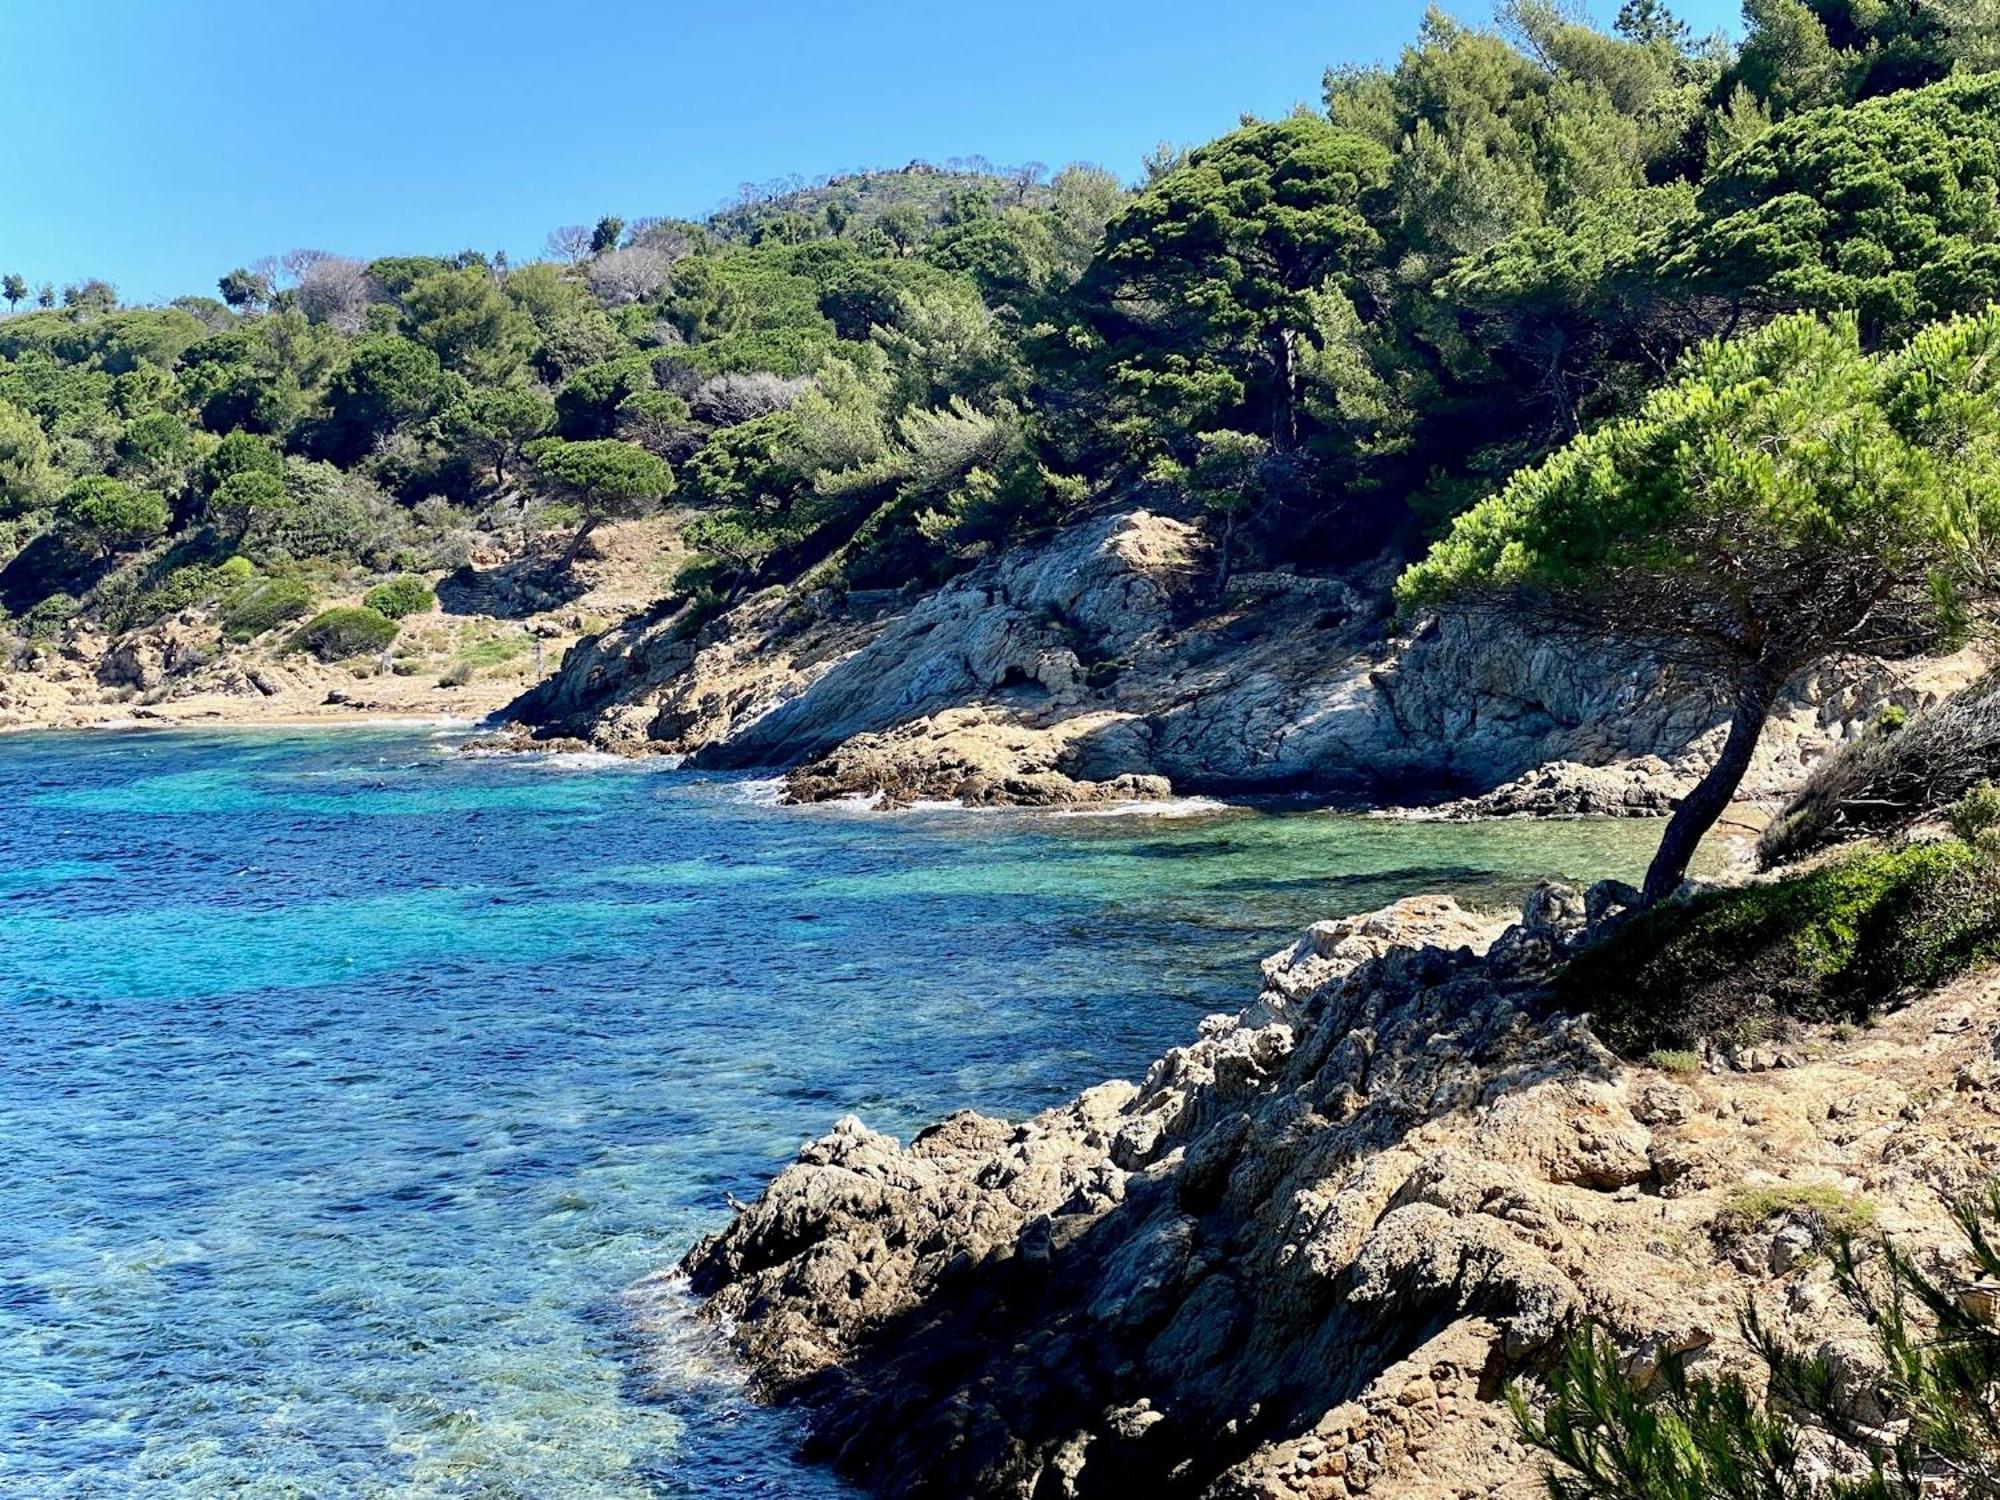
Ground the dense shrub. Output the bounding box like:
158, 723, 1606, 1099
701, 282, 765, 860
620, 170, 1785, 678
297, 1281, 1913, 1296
219, 576, 313, 642
289, 606, 399, 661
1761, 673, 2000, 865
362, 575, 435, 619
1561, 840, 2000, 1055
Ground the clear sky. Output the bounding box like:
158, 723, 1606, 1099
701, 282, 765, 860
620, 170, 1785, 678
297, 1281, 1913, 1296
2, 0, 1745, 305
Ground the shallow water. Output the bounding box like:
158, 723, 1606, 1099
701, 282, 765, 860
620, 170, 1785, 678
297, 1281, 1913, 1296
0, 728, 1670, 1498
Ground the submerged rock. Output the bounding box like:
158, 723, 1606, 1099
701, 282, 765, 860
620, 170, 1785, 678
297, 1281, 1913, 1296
672, 889, 2000, 1498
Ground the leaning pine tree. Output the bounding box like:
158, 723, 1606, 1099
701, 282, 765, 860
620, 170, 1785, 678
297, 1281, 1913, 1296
1397, 308, 2000, 905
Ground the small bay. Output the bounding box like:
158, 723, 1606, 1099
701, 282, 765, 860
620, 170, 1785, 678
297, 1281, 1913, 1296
0, 727, 1667, 1498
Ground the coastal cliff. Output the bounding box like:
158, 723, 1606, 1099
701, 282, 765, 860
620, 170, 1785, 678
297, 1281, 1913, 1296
511, 509, 1982, 810
659, 883, 2000, 1498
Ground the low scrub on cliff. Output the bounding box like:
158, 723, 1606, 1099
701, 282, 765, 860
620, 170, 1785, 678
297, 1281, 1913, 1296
1561, 839, 2000, 1056
1763, 674, 2000, 866
288, 605, 399, 662
1520, 1185, 2000, 1499
218, 575, 313, 642
361, 574, 434, 619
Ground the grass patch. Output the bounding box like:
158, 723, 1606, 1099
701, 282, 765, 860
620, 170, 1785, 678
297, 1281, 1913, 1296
1713, 1184, 1877, 1242
1644, 1048, 1703, 1076
220, 576, 313, 642
1560, 839, 2000, 1056
454, 634, 529, 671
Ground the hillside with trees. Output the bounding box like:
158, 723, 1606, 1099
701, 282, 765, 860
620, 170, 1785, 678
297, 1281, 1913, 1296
5, 0, 2000, 735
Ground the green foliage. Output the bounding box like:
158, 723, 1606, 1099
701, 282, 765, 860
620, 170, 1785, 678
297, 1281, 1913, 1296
319, 335, 457, 462
362, 574, 435, 619
1714, 1184, 1878, 1243
1514, 1325, 1842, 1500
219, 575, 312, 642
1951, 779, 2000, 847
1519, 1184, 2000, 1499
555, 355, 655, 439
1081, 116, 1392, 464
1397, 306, 2000, 898
527, 437, 674, 560
1560, 839, 2000, 1055
446, 386, 555, 483
399, 267, 532, 384
1644, 1048, 1702, 1075
0, 397, 55, 513
1396, 310, 1996, 623
201, 429, 282, 495
58, 475, 168, 555
289, 605, 400, 661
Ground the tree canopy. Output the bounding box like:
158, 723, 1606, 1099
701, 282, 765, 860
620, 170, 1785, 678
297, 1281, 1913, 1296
1399, 307, 2000, 898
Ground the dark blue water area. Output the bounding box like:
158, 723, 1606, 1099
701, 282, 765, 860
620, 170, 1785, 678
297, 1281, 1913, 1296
0, 726, 1665, 1498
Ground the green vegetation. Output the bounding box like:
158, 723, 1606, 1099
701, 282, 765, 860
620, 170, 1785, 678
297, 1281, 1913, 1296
1519, 1184, 2000, 1499
1644, 1048, 1703, 1076
289, 605, 399, 661
1560, 838, 2000, 1055
219, 575, 313, 642
362, 574, 434, 619
9, 0, 2000, 658
1714, 1183, 1878, 1243
1399, 308, 2000, 901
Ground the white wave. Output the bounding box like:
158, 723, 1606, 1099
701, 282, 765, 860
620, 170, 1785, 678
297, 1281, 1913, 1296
730, 775, 790, 806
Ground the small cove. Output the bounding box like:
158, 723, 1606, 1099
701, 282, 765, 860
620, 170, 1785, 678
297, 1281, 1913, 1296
0, 726, 1674, 1498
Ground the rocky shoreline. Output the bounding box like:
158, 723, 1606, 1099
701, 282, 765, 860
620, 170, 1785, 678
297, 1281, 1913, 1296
660, 884, 2000, 1499
510, 509, 1985, 817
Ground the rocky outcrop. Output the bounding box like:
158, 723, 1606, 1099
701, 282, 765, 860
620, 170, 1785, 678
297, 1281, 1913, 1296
665, 889, 2000, 1499
1379, 758, 1695, 820
781, 706, 1172, 808
512, 509, 1983, 809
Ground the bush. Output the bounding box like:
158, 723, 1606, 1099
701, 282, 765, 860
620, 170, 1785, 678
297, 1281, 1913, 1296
1561, 840, 2000, 1056
288, 606, 399, 662
1948, 780, 2000, 847
362, 574, 435, 619
20, 591, 78, 639
220, 576, 313, 643
1517, 1185, 2000, 1500
1762, 673, 2000, 866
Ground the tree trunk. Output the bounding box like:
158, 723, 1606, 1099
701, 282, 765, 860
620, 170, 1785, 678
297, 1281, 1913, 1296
1640, 666, 1783, 905
1212, 509, 1237, 601
1270, 330, 1298, 453
559, 513, 599, 570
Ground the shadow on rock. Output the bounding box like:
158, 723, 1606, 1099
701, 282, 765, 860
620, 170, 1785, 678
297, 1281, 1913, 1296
678, 887, 1650, 1499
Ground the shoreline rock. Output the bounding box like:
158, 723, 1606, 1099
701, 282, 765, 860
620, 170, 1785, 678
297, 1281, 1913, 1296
510, 508, 1985, 813
669, 886, 2000, 1499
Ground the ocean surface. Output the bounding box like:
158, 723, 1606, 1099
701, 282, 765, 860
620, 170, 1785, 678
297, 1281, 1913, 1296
0, 727, 1672, 1499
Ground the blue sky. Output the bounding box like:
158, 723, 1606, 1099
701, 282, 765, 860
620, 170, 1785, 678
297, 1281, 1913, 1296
2, 0, 1744, 304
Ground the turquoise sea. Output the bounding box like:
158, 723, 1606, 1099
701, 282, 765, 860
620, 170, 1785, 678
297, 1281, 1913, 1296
0, 727, 1669, 1498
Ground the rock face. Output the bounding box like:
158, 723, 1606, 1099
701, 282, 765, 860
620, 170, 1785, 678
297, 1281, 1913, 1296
781, 706, 1173, 808
513, 509, 1981, 808
668, 890, 2000, 1499
1379, 758, 1696, 820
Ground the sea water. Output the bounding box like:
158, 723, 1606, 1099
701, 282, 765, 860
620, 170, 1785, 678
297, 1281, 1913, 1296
0, 727, 1668, 1498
